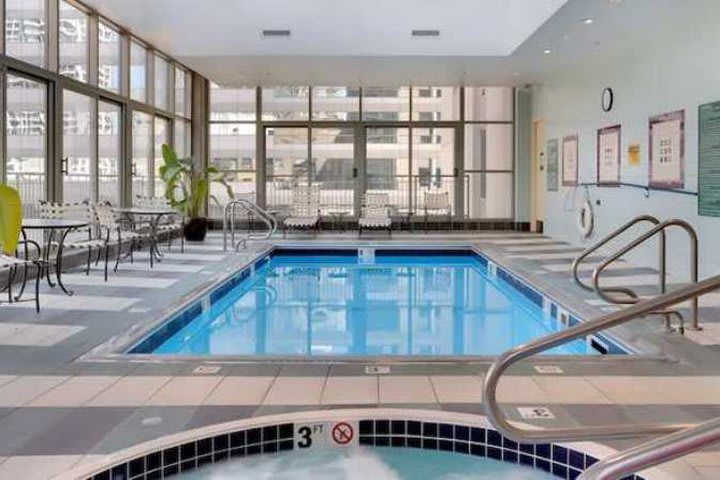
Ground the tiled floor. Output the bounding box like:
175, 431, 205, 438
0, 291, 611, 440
0, 231, 719, 479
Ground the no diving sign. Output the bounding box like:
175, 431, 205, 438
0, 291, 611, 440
295, 421, 358, 450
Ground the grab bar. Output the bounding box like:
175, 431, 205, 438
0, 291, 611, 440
571, 215, 664, 303
483, 274, 720, 444
592, 219, 699, 331
578, 416, 720, 480
223, 199, 277, 251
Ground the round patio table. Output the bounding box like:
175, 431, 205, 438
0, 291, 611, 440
21, 218, 89, 296
113, 207, 178, 268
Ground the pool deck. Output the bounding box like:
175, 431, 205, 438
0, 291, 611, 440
1, 231, 719, 479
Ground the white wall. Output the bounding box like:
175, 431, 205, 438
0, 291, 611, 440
532, 12, 720, 278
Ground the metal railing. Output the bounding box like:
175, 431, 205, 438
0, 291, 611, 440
571, 215, 664, 303
223, 199, 277, 251
591, 219, 699, 331
483, 275, 720, 446
578, 416, 720, 480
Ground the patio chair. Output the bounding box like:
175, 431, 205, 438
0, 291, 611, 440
95, 203, 145, 275
358, 193, 392, 237
134, 196, 184, 252
423, 191, 452, 232
283, 185, 320, 237
0, 185, 42, 312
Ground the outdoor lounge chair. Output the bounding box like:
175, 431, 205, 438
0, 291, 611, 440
423, 191, 452, 232
283, 185, 320, 236
0, 185, 42, 312
94, 203, 146, 277
358, 193, 392, 237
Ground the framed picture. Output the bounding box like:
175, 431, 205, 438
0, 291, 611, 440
546, 138, 559, 192
562, 134, 579, 186
597, 125, 621, 185
649, 110, 684, 188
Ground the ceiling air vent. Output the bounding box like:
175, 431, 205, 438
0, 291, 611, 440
412, 29, 440, 38
262, 29, 291, 38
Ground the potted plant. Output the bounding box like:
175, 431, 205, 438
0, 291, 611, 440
159, 143, 234, 242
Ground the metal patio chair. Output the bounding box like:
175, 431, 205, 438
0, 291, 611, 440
358, 193, 392, 237
283, 185, 321, 237
423, 191, 452, 232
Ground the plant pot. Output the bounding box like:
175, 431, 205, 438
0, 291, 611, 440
183, 217, 208, 242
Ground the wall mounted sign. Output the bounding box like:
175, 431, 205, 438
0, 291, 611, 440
628, 144, 641, 166
546, 138, 559, 191
698, 101, 720, 217
597, 125, 621, 185
649, 109, 685, 188
601, 87, 614, 112
562, 134, 579, 186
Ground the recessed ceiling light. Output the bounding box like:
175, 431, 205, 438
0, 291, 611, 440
543, 49, 552, 55
262, 29, 291, 38
582, 18, 594, 24
412, 29, 440, 38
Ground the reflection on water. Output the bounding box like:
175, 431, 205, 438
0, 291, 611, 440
154, 255, 591, 356
174, 448, 556, 480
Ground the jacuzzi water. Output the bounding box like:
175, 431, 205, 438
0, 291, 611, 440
174, 448, 555, 479
148, 252, 593, 356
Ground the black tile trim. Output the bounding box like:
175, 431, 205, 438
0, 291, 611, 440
87, 420, 646, 480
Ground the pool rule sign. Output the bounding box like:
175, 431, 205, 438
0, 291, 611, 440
295, 421, 358, 450
699, 101, 720, 217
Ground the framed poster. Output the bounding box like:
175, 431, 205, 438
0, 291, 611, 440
562, 134, 579, 186
698, 101, 720, 217
546, 138, 559, 191
597, 125, 621, 185
649, 110, 685, 188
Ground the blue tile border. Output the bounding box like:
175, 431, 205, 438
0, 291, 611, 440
84, 420, 646, 480
127, 246, 631, 356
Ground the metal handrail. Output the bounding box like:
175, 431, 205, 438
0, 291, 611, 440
578, 416, 720, 479
222, 200, 277, 251
592, 219, 699, 331
483, 274, 720, 444
571, 215, 665, 302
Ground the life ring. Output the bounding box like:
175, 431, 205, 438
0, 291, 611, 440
577, 199, 594, 238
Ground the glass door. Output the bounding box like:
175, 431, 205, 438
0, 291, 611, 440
311, 127, 355, 215
364, 126, 410, 214
264, 127, 308, 215
61, 89, 94, 204
153, 116, 171, 197
411, 127, 457, 215
131, 111, 152, 199
97, 99, 122, 205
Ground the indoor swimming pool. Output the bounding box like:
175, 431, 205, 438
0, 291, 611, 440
173, 448, 555, 479
130, 248, 624, 357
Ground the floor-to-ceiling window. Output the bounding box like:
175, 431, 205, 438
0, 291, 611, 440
98, 100, 121, 205
98, 21, 121, 94
130, 41, 147, 103
59, 0, 89, 82
132, 111, 152, 198
6, 73, 48, 216
153, 115, 170, 196
62, 89, 94, 203
5, 0, 47, 68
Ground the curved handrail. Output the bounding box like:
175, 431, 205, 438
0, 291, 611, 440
482, 274, 720, 444
578, 416, 720, 480
223, 200, 277, 251
592, 219, 698, 330
571, 215, 664, 302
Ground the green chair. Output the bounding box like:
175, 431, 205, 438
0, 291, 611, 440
0, 185, 42, 312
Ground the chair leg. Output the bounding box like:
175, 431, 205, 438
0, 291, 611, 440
180, 234, 184, 253
86, 247, 92, 275
130, 240, 135, 264
34, 263, 41, 313
114, 241, 122, 272
104, 245, 110, 282
7, 266, 13, 303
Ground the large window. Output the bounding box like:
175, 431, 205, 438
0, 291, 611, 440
210, 84, 255, 121
98, 22, 121, 93
154, 55, 169, 110
59, 1, 89, 83
174, 66, 188, 117
6, 0, 47, 68
362, 87, 410, 121
265, 127, 307, 212
412, 127, 455, 213
154, 116, 171, 196
262, 87, 309, 121
412, 87, 460, 121
62, 89, 93, 203
312, 127, 355, 213
366, 127, 410, 211
464, 87, 513, 122
98, 101, 122, 205
6, 74, 48, 216
130, 41, 147, 102
312, 87, 359, 121
131, 111, 152, 198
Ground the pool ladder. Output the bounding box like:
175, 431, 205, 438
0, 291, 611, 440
571, 215, 699, 332
223, 199, 277, 251
482, 277, 720, 479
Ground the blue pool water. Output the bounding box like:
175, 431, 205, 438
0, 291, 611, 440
175, 447, 556, 479
148, 252, 594, 356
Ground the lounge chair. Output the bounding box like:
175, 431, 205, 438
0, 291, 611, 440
423, 191, 452, 232
95, 203, 145, 276
358, 193, 392, 237
283, 185, 320, 236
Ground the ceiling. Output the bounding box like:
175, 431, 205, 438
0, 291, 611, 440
82, 0, 717, 86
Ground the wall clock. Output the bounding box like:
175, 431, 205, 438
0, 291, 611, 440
602, 87, 614, 112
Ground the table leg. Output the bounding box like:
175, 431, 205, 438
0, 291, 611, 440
14, 230, 30, 299
54, 228, 74, 296
44, 230, 56, 288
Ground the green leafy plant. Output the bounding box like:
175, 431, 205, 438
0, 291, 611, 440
158, 143, 234, 219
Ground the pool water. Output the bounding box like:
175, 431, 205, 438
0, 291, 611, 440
174, 448, 556, 479
150, 252, 592, 356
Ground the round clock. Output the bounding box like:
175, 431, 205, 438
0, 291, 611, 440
602, 87, 614, 112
